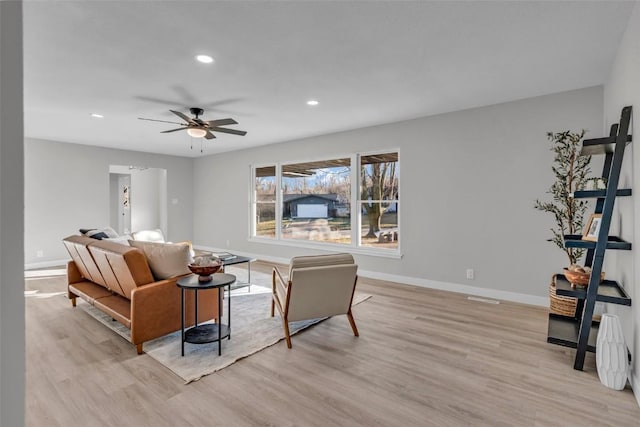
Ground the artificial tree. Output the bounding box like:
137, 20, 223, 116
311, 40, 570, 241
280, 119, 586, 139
535, 130, 591, 266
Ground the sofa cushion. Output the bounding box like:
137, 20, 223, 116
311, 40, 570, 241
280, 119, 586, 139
131, 228, 166, 243
68, 280, 114, 305
88, 240, 155, 299
128, 240, 191, 280
63, 235, 106, 285
80, 227, 119, 239
94, 294, 132, 328
103, 234, 132, 245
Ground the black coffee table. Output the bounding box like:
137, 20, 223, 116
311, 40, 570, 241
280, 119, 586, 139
219, 255, 255, 292
177, 273, 236, 356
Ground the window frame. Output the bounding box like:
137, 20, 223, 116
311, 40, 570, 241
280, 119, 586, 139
249, 149, 401, 259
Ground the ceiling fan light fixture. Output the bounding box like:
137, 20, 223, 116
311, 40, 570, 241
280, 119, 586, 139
187, 127, 207, 138
195, 54, 214, 64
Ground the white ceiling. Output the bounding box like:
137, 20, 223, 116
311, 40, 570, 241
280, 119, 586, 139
23, 1, 635, 158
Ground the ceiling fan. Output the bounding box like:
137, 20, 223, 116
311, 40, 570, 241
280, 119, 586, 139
139, 107, 247, 140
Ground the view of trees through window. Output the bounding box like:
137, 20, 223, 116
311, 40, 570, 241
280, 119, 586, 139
359, 153, 399, 249
252, 151, 399, 251
254, 166, 276, 237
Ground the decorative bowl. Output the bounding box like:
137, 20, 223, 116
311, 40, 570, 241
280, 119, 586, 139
563, 267, 604, 288
188, 262, 222, 282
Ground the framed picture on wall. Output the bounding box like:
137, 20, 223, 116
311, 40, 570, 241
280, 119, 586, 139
582, 213, 602, 242
123, 185, 130, 208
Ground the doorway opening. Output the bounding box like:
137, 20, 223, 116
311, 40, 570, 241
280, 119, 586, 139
109, 165, 167, 236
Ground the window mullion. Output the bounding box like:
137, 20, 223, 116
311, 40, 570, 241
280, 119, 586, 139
351, 153, 359, 247
275, 163, 282, 240
250, 165, 256, 237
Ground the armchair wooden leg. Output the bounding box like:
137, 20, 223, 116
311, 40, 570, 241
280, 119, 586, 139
270, 298, 275, 317
70, 297, 76, 307
281, 316, 292, 349
347, 309, 359, 337
136, 343, 143, 355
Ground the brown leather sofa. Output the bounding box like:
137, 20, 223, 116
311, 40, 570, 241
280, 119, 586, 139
63, 235, 219, 354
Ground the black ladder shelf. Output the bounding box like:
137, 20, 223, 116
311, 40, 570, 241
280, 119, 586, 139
546, 106, 633, 371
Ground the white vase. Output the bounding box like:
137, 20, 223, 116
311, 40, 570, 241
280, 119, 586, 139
596, 314, 628, 390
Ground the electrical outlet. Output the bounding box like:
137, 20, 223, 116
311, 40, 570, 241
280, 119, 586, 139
466, 268, 474, 280
36, 250, 44, 258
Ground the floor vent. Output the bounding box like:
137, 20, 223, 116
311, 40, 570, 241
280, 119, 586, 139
467, 296, 500, 304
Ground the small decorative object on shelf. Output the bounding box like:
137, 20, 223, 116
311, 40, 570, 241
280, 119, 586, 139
188, 256, 222, 282
596, 314, 628, 390
586, 177, 607, 190
563, 265, 604, 288
582, 213, 603, 242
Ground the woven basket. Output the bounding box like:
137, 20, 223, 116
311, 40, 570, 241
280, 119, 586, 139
549, 275, 577, 317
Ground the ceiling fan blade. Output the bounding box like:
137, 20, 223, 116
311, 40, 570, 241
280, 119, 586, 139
160, 127, 188, 133
136, 95, 185, 106
138, 117, 185, 125
200, 97, 244, 110
211, 127, 247, 136
204, 131, 216, 140
170, 109, 196, 125
207, 118, 237, 127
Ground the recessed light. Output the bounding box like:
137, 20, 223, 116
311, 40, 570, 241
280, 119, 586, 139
90, 113, 104, 118
196, 55, 214, 64
307, 100, 319, 106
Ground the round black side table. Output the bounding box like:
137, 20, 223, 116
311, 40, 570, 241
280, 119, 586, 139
177, 273, 236, 356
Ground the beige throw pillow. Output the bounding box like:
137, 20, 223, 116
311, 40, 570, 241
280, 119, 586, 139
129, 240, 191, 280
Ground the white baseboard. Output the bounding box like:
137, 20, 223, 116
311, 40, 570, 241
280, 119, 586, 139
195, 246, 548, 307
25, 259, 68, 270
357, 269, 549, 307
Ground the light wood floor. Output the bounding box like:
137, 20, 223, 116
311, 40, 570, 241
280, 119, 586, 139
26, 262, 639, 426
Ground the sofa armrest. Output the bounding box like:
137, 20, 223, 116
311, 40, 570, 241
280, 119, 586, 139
66, 260, 83, 284
67, 260, 83, 302
130, 275, 219, 346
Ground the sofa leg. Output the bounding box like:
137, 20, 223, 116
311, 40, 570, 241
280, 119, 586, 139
136, 343, 143, 355
70, 297, 76, 307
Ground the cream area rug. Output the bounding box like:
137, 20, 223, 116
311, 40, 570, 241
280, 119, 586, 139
79, 267, 371, 384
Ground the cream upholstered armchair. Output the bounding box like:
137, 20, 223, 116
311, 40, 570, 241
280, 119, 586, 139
271, 253, 359, 348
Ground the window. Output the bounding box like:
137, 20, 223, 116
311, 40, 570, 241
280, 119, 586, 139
251, 151, 399, 253
281, 158, 351, 244
358, 153, 399, 250
254, 166, 276, 238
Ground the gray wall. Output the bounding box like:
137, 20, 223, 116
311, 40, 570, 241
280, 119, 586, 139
0, 2, 24, 425
24, 139, 194, 265
603, 1, 640, 403
193, 86, 603, 302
